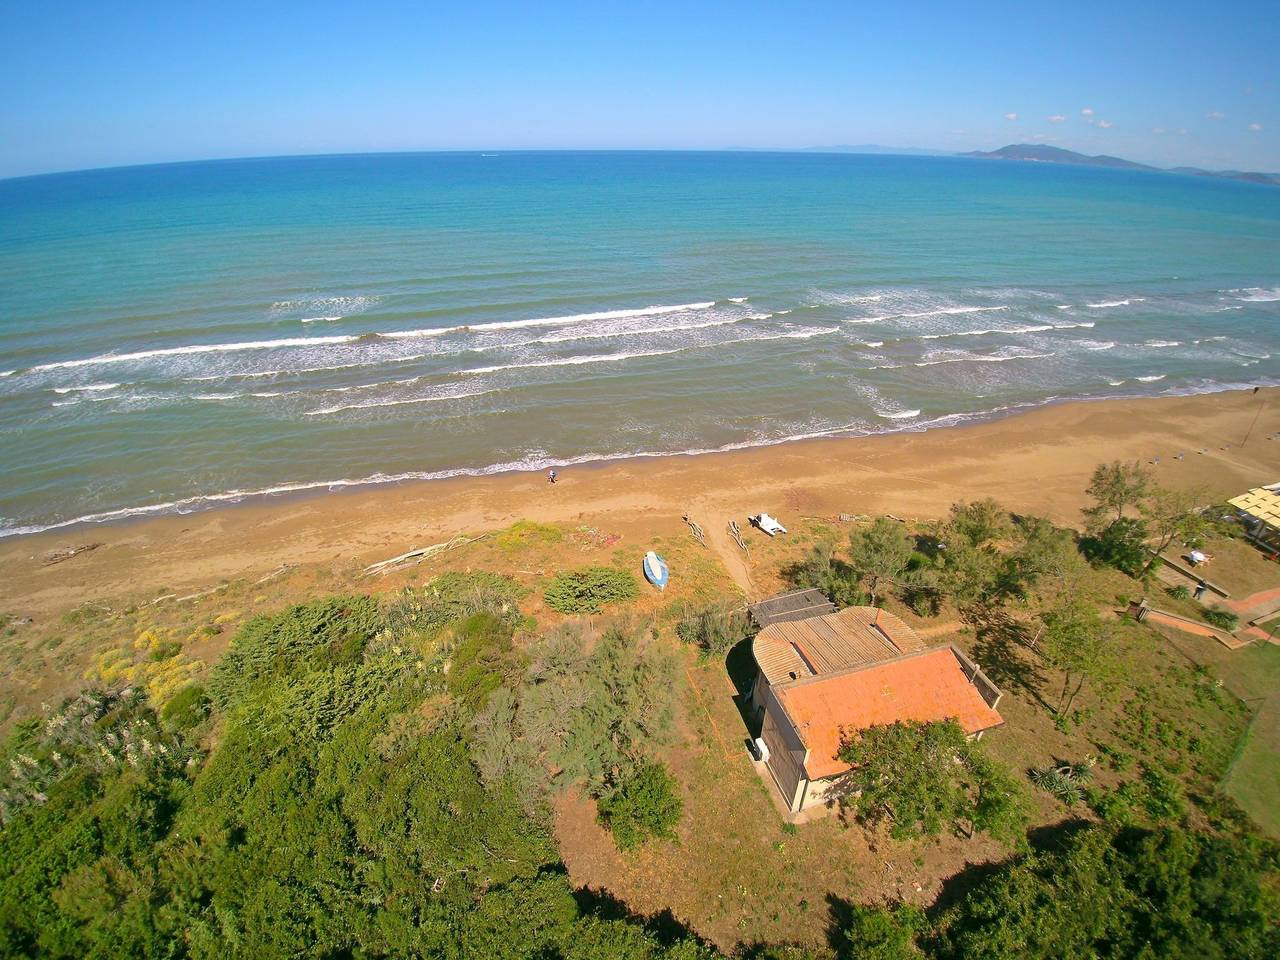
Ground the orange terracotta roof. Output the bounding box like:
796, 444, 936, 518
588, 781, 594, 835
775, 647, 1004, 780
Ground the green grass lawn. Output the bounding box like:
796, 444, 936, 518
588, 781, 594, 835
1217, 642, 1280, 836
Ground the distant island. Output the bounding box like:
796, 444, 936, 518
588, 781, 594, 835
962, 143, 1280, 186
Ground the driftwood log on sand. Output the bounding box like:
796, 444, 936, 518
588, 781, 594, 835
361, 534, 488, 577
682, 514, 707, 547
43, 543, 102, 565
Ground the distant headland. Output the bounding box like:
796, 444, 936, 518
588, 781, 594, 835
962, 143, 1280, 186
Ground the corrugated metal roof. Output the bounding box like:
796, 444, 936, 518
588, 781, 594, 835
776, 647, 1005, 780
748, 588, 838, 629
1230, 486, 1280, 529
752, 605, 926, 685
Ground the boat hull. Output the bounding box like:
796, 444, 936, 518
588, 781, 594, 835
643, 551, 669, 590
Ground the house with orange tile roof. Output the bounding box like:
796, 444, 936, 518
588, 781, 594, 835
747, 600, 1004, 813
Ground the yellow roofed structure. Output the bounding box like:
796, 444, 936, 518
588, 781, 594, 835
1228, 484, 1280, 545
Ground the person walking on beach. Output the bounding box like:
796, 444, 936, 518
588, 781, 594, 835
547, 469, 558, 485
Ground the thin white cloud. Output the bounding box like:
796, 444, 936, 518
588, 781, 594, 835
1206, 111, 1225, 120
1098, 120, 1114, 129
1004, 112, 1018, 121
1249, 122, 1263, 131
1081, 107, 1094, 117
1047, 114, 1065, 123
1152, 127, 1166, 134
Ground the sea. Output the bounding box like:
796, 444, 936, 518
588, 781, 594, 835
1, 151, 1278, 538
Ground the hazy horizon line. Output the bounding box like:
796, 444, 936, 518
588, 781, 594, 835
3, 143, 1277, 186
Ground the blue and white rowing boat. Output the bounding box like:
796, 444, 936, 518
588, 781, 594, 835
643, 551, 669, 591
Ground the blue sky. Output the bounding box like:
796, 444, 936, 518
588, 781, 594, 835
1, 1, 1276, 178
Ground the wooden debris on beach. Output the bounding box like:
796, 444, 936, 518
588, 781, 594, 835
150, 583, 229, 606
253, 563, 294, 585
728, 519, 749, 556
42, 543, 102, 565
361, 534, 487, 577
682, 514, 707, 547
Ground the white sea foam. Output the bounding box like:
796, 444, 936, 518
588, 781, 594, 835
299, 316, 343, 323
1136, 374, 1166, 382
1230, 287, 1280, 302
185, 354, 432, 381
27, 335, 357, 372
913, 351, 1053, 367
534, 316, 740, 345
306, 388, 499, 416
384, 301, 719, 338
51, 383, 121, 394
862, 341, 884, 348
459, 327, 836, 376
867, 305, 1008, 323
270, 295, 379, 316
1085, 298, 1145, 308
877, 408, 922, 419
13, 301, 725, 376
1083, 341, 1117, 351
914, 320, 1093, 341
727, 297, 749, 303
461, 348, 684, 376
192, 391, 285, 401
1145, 340, 1182, 347
1107, 379, 1127, 386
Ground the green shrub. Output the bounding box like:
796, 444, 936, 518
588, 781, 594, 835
1030, 759, 1094, 805
596, 760, 683, 849
446, 614, 522, 714
160, 684, 211, 730
1080, 517, 1149, 576
543, 566, 639, 614
674, 601, 750, 656
389, 570, 528, 634
1167, 584, 1191, 601
1202, 607, 1239, 631
1140, 764, 1187, 821
208, 595, 386, 707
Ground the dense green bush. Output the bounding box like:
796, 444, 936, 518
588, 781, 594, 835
446, 613, 524, 713
400, 570, 528, 631
543, 566, 639, 614
597, 760, 683, 849
783, 541, 865, 607
1203, 607, 1239, 631
1167, 584, 1191, 600
0, 599, 717, 959
1080, 517, 1149, 576
159, 683, 210, 730
836, 720, 1030, 843
674, 601, 751, 656
207, 594, 386, 706
934, 823, 1280, 959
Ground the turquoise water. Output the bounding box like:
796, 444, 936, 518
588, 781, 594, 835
1, 151, 1278, 537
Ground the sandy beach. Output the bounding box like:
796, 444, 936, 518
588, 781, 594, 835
3, 387, 1277, 620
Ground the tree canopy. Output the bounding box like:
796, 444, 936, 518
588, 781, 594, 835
849, 518, 916, 606
835, 720, 1029, 844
